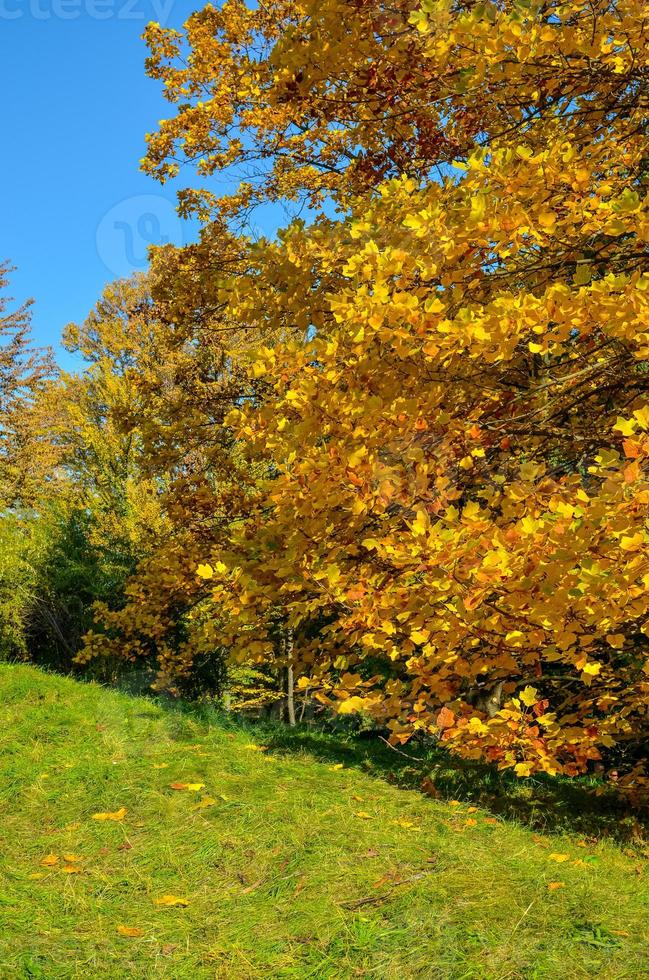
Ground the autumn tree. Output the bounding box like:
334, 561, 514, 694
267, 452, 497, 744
137, 0, 649, 792
0, 261, 55, 508
72, 247, 292, 700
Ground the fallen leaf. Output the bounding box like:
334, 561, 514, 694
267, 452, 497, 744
391, 819, 421, 831
364, 848, 379, 858
464, 818, 477, 828
329, 764, 344, 771
548, 853, 570, 863
28, 872, 46, 880
373, 873, 393, 889
484, 818, 499, 825
117, 925, 144, 937
64, 822, 81, 831
154, 895, 190, 907
117, 841, 133, 851
161, 944, 178, 956
40, 854, 59, 867
241, 879, 263, 894
547, 881, 565, 891
92, 807, 127, 822
466, 807, 478, 814
294, 877, 306, 894
61, 864, 81, 874
191, 796, 217, 811
353, 811, 372, 819
152, 763, 169, 770
62, 853, 82, 863
611, 930, 630, 937
169, 782, 205, 792
99, 847, 111, 856
351, 795, 364, 802
449, 800, 461, 807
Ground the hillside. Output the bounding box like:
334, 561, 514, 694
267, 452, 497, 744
0, 663, 647, 979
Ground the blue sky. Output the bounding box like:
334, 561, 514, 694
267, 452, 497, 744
0, 0, 211, 367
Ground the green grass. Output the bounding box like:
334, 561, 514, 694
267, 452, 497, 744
1, 664, 648, 979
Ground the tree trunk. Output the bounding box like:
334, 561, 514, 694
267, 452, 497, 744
286, 626, 296, 727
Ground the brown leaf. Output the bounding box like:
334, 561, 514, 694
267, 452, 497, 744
117, 841, 133, 851
161, 944, 178, 956
241, 879, 263, 894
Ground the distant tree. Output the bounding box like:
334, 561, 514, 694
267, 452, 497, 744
0, 261, 55, 508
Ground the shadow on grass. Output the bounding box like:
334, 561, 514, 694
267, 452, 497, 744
30, 662, 649, 847
235, 719, 648, 845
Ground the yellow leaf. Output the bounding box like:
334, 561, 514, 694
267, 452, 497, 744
519, 686, 538, 707
538, 210, 556, 230
191, 796, 217, 811
154, 895, 190, 907
152, 762, 169, 769
62, 853, 82, 863
92, 807, 127, 822
547, 881, 565, 891
329, 763, 344, 770
40, 854, 59, 866
353, 811, 373, 819
117, 925, 145, 937
61, 864, 81, 874
548, 853, 570, 863
196, 563, 214, 580
620, 533, 643, 552
169, 782, 205, 792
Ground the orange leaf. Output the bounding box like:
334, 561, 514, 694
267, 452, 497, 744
241, 879, 263, 894
40, 854, 59, 867
547, 881, 565, 891
436, 707, 455, 729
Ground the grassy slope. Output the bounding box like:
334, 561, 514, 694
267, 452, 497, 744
0, 664, 648, 979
